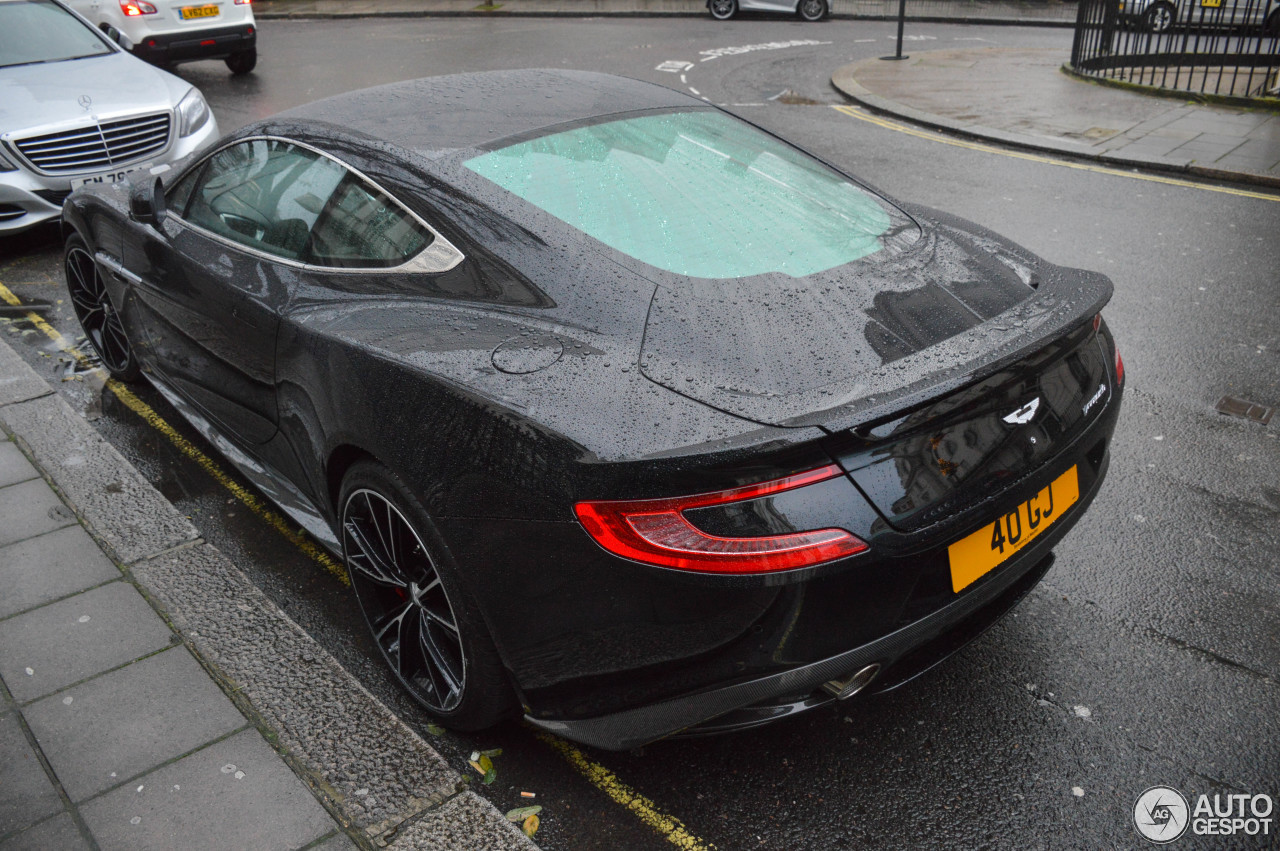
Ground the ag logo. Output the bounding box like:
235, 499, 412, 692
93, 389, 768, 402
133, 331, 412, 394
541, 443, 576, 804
1135, 786, 1190, 843
1002, 397, 1040, 425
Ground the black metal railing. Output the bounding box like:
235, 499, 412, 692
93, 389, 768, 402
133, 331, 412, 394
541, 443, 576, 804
1070, 0, 1280, 98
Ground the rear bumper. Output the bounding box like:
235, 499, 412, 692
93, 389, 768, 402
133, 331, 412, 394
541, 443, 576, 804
524, 414, 1116, 747
131, 24, 255, 63
525, 443, 1110, 750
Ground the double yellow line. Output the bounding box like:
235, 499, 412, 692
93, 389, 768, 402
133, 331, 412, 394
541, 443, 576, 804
0, 278, 347, 581
0, 277, 716, 851
832, 104, 1280, 202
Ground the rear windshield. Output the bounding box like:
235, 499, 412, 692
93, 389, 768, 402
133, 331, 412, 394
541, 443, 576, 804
464, 110, 895, 280
0, 0, 112, 68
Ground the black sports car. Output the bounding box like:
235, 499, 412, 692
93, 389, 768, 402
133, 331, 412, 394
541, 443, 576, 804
62, 70, 1123, 750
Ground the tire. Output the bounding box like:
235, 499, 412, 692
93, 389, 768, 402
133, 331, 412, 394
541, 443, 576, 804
225, 48, 256, 75
1144, 2, 1174, 32
709, 0, 737, 20
64, 232, 142, 383
1266, 9, 1279, 35
798, 0, 827, 21
339, 460, 515, 731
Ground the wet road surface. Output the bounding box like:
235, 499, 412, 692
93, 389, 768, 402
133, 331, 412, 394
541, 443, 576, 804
2, 17, 1278, 850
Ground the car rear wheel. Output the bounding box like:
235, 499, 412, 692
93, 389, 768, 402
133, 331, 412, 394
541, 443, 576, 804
798, 0, 826, 21
1144, 2, 1175, 32
64, 234, 142, 382
709, 0, 737, 20
339, 460, 514, 730
225, 48, 256, 75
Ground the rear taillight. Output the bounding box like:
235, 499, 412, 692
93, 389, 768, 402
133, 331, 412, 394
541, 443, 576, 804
574, 465, 868, 574
1115, 345, 1125, 385
234, 0, 251, 5
120, 0, 157, 14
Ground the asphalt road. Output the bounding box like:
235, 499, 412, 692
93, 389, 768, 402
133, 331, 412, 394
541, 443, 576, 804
2, 17, 1279, 850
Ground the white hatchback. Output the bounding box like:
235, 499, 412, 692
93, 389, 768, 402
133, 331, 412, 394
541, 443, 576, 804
0, 0, 219, 234
65, 0, 257, 74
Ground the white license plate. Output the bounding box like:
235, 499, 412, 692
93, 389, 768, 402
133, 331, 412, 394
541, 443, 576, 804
70, 164, 150, 190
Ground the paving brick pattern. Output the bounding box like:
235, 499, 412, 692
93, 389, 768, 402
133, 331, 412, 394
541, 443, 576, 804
0, 436, 344, 850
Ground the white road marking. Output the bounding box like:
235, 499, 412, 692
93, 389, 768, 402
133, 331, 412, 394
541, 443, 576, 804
698, 39, 831, 61
655, 60, 693, 72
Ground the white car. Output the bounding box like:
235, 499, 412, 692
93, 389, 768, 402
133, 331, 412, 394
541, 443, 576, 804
0, 0, 219, 235
65, 0, 256, 74
708, 0, 828, 21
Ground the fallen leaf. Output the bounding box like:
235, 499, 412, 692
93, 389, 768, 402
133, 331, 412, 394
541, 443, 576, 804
522, 814, 539, 837
425, 724, 445, 736
505, 805, 542, 822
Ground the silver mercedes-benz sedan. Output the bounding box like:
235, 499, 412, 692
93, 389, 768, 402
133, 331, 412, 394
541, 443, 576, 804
0, 0, 219, 234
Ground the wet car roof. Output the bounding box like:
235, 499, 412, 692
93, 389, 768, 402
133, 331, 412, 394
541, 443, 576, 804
273, 69, 699, 153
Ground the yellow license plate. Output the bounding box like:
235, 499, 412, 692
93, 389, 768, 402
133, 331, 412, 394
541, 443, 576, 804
948, 465, 1079, 593
1201, 0, 1221, 7
180, 4, 219, 18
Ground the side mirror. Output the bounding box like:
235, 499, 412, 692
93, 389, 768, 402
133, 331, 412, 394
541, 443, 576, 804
129, 176, 166, 228
102, 25, 133, 50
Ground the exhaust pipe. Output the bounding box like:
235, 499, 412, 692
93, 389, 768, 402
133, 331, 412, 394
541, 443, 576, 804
821, 663, 881, 700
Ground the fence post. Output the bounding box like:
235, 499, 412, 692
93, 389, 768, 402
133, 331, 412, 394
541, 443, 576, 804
881, 0, 909, 61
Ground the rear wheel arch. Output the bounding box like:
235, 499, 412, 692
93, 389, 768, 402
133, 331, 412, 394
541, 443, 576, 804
325, 443, 379, 519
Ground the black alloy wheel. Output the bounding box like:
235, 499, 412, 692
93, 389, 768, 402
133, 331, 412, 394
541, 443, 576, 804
64, 235, 141, 382
710, 0, 737, 20
340, 462, 513, 728
798, 0, 826, 21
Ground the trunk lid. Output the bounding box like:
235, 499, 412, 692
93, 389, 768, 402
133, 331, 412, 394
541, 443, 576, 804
834, 319, 1112, 532
638, 213, 1112, 433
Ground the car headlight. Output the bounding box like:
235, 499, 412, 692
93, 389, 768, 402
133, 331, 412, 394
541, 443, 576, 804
175, 89, 211, 138
0, 146, 17, 172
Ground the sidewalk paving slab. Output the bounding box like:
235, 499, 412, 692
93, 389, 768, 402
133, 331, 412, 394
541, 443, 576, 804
0, 479, 76, 549
0, 526, 120, 620
0, 581, 174, 703
0, 442, 37, 488
831, 47, 1280, 187
0, 336, 537, 849
80, 727, 336, 851
23, 646, 250, 802
0, 812, 90, 851
0, 393, 199, 564
0, 712, 62, 836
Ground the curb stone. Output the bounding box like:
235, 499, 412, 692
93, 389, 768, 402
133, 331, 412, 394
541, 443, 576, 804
0, 336, 538, 851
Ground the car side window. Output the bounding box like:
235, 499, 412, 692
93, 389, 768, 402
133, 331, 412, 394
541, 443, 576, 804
164, 164, 203, 218
304, 174, 434, 269
184, 140, 346, 261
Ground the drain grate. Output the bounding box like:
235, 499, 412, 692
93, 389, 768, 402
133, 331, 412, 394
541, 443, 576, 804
1216, 395, 1275, 425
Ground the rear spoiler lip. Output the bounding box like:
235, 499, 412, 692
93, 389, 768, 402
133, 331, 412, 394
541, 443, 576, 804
792, 265, 1114, 435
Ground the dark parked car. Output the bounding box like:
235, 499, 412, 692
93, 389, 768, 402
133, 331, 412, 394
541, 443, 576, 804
62, 70, 1124, 750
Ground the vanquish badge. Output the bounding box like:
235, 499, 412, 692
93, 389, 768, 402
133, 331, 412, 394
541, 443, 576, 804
1003, 398, 1040, 425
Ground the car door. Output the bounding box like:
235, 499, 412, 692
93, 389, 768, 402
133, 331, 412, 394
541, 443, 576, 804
125, 138, 346, 444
